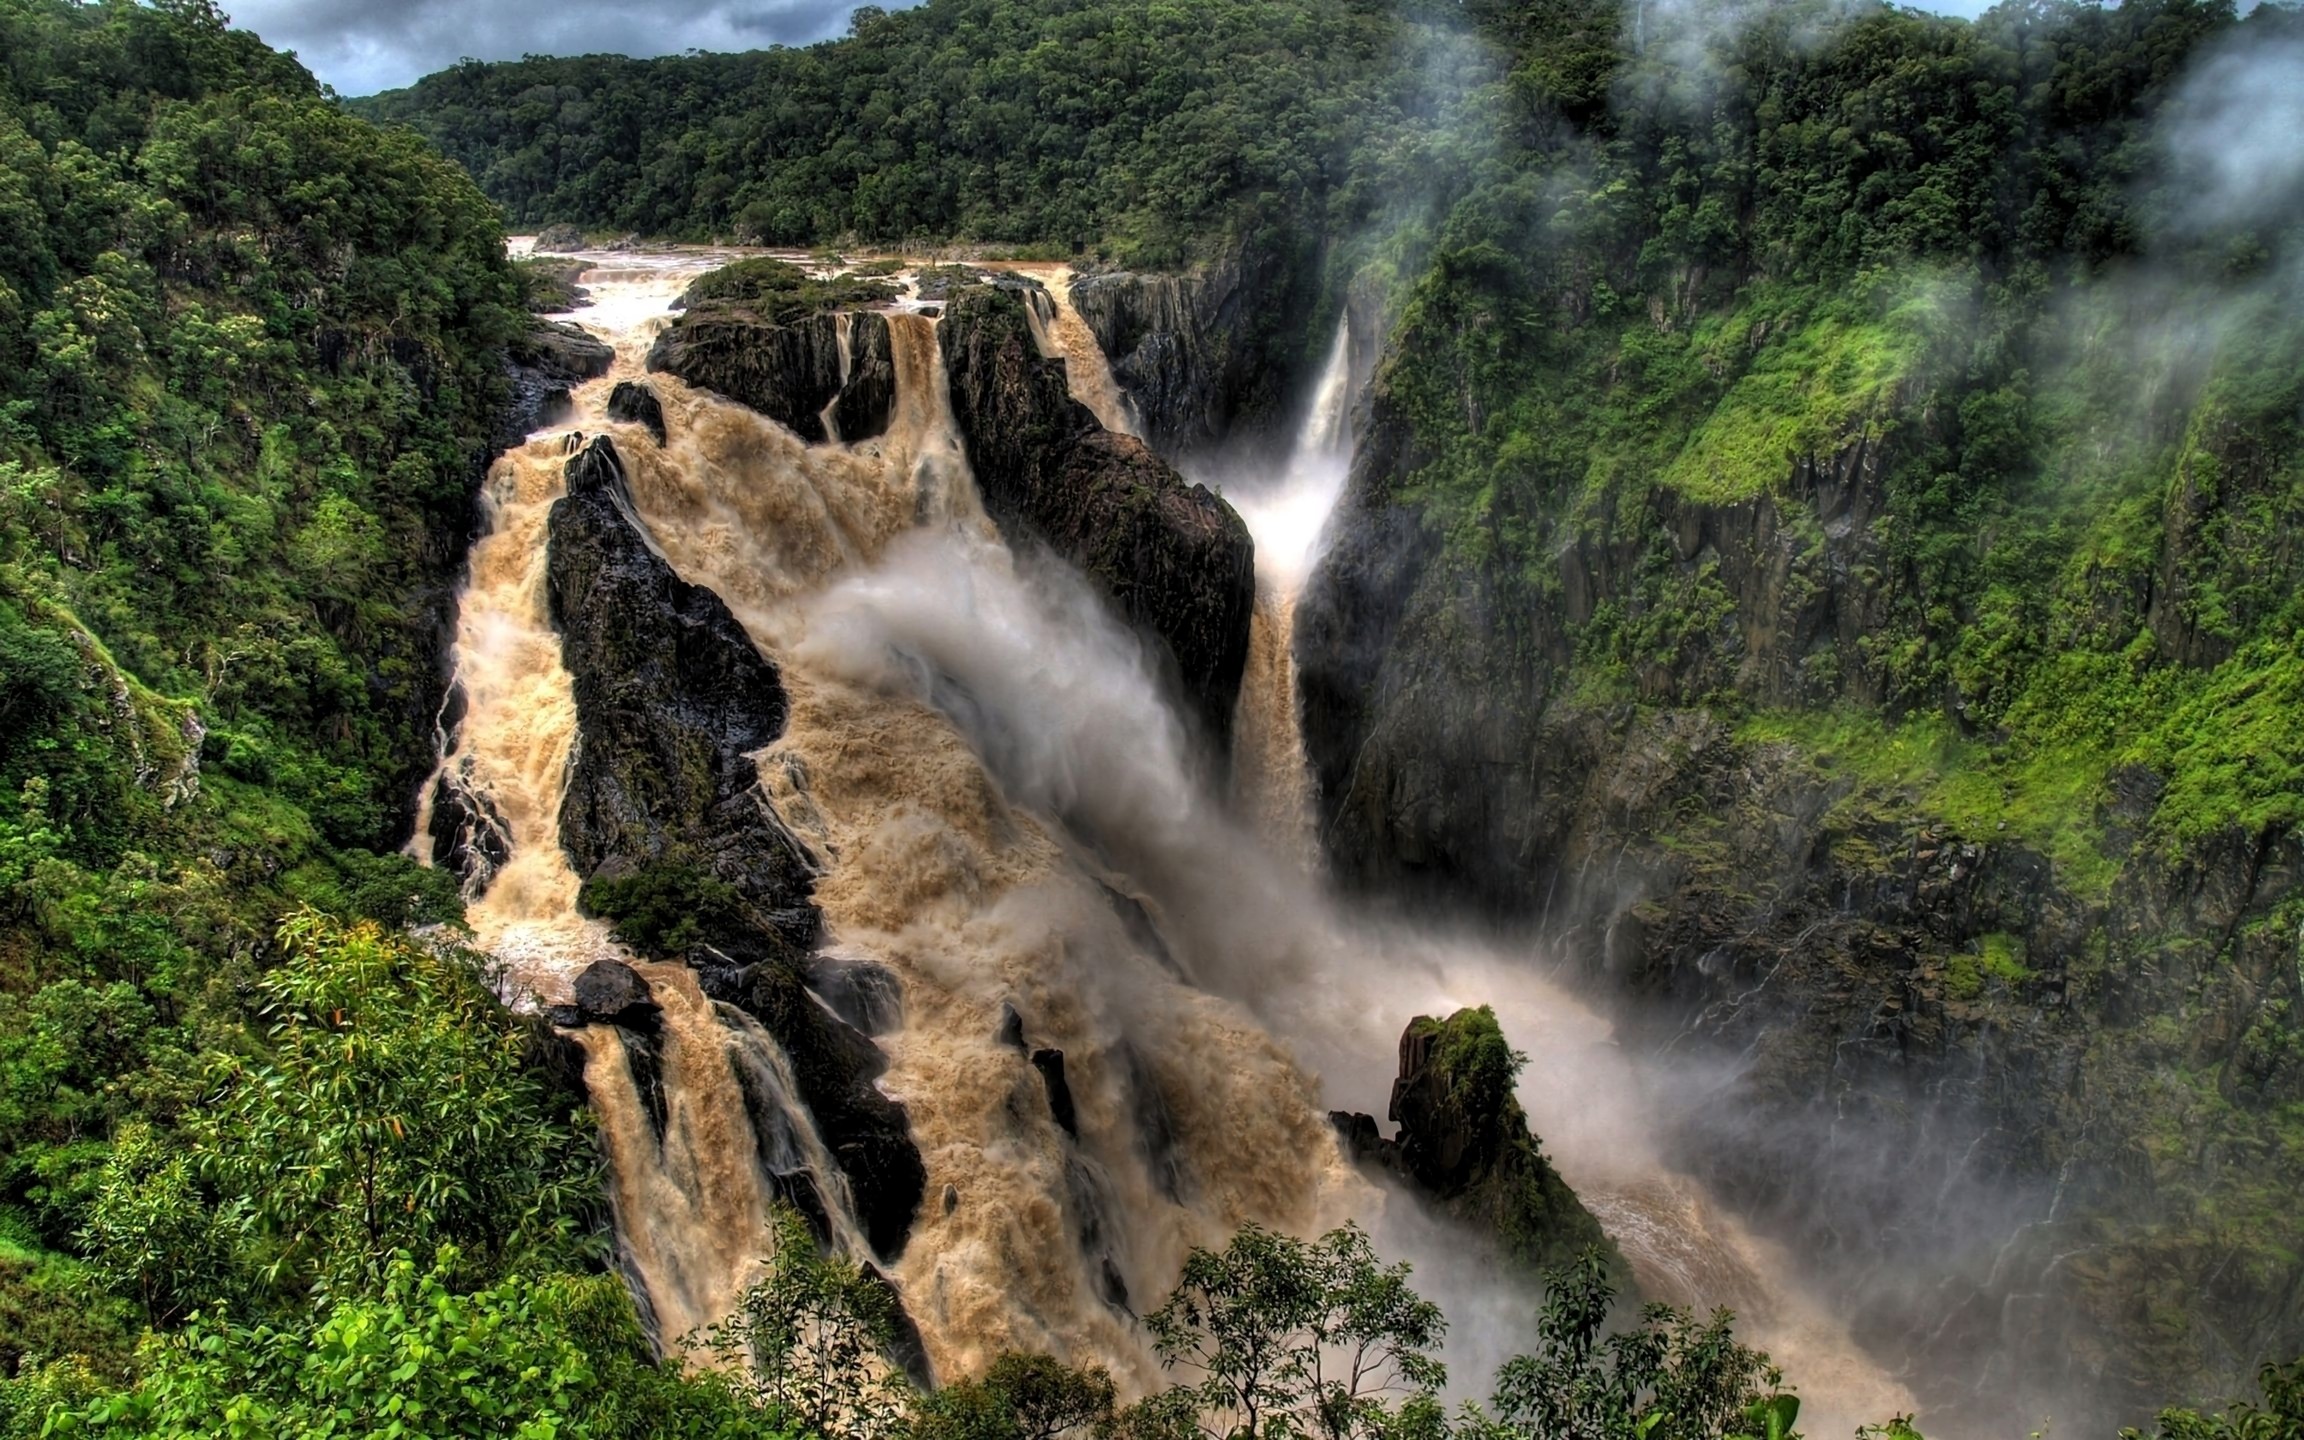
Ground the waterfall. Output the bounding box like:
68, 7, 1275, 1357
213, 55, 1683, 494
426, 252, 1917, 1434
1223, 320, 1355, 864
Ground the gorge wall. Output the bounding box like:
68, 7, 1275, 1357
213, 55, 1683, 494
1291, 282, 2304, 1429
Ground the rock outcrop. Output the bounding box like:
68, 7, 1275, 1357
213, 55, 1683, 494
1331, 1008, 1624, 1283
545, 434, 925, 1261
938, 278, 1256, 743
606, 380, 666, 445
646, 306, 894, 444
1071, 242, 1324, 459
503, 319, 612, 446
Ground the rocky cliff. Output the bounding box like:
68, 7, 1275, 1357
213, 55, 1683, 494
1297, 326, 2304, 1427
1071, 241, 1327, 460
545, 434, 927, 1260
647, 306, 895, 444
938, 276, 1257, 744
1332, 1008, 1624, 1285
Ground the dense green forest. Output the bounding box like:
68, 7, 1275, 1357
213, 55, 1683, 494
349, 0, 1489, 265
6, 0, 2304, 1429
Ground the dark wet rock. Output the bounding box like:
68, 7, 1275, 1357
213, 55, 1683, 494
942, 1183, 960, 1215
648, 306, 843, 442
996, 1002, 1027, 1052
620, 1027, 670, 1143
425, 764, 511, 887
1032, 1048, 1078, 1137
548, 436, 816, 939
533, 223, 587, 252
939, 280, 1255, 742
864, 1263, 936, 1389
606, 380, 666, 444
1123, 1043, 1188, 1202
503, 319, 612, 445
831, 312, 896, 442
1071, 242, 1324, 460
807, 956, 903, 1035
1332, 1010, 1623, 1284
702, 951, 926, 1262
646, 305, 897, 445
546, 434, 925, 1261
574, 959, 659, 1026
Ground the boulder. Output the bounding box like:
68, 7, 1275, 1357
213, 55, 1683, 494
503, 319, 611, 444
938, 280, 1255, 743
606, 380, 666, 445
573, 958, 658, 1026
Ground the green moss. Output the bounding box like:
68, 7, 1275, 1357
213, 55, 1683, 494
1659, 283, 1936, 503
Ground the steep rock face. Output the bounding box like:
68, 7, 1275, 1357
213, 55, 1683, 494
503, 319, 612, 447
1298, 375, 2304, 1427
546, 435, 925, 1260
1331, 1009, 1624, 1284
646, 307, 894, 444
1071, 241, 1322, 458
939, 279, 1256, 743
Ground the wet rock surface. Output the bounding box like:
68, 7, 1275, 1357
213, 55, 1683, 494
1071, 242, 1322, 459
504, 319, 612, 446
605, 380, 666, 444
645, 305, 896, 444
939, 279, 1255, 743
546, 434, 926, 1261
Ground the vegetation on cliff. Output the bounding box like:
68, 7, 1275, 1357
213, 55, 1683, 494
1298, 0, 2304, 1417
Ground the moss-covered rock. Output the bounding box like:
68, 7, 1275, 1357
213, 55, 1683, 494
1332, 1007, 1626, 1285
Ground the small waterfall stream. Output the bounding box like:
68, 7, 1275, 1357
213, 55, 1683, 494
424, 250, 1918, 1433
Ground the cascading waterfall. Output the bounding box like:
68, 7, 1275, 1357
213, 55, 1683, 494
1218, 321, 1355, 867
429, 250, 1917, 1433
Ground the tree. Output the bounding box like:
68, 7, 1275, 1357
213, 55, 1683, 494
2125, 1359, 2304, 1440
707, 1206, 913, 1440
1144, 1222, 1447, 1440
186, 911, 593, 1298
1482, 1249, 1794, 1440
908, 1352, 1117, 1440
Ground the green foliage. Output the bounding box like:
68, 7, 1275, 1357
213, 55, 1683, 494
581, 858, 746, 955
706, 1206, 910, 1440
2124, 1359, 2304, 1440
352, 0, 1488, 265
909, 1354, 1116, 1440
1482, 1250, 1792, 1440
1144, 1222, 1447, 1440
677, 259, 900, 324
34, 1248, 771, 1440
179, 911, 595, 1300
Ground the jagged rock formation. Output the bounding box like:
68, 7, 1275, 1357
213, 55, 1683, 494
646, 305, 894, 444
937, 277, 1256, 742
1331, 1008, 1623, 1284
1071, 243, 1324, 458
545, 434, 926, 1260
605, 380, 666, 444
503, 319, 612, 447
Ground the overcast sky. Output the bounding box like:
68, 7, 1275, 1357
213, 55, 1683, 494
234, 0, 2015, 98
227, 0, 892, 96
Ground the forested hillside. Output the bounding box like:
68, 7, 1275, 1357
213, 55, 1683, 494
350, 0, 1485, 265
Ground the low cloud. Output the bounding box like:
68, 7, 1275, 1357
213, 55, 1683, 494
226, 0, 901, 95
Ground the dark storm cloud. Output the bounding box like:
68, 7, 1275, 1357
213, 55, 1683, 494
226, 0, 886, 96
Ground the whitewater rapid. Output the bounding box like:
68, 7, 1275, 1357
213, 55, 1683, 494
423, 247, 1917, 1432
